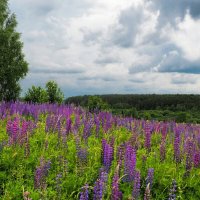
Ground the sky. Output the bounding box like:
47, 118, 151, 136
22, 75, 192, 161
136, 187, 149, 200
9, 0, 200, 97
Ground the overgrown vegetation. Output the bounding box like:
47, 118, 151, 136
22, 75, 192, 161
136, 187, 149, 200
1, 102, 200, 199
66, 94, 200, 123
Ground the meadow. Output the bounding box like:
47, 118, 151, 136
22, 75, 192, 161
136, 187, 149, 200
0, 102, 200, 199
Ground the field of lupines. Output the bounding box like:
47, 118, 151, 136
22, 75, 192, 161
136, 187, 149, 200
1, 102, 200, 199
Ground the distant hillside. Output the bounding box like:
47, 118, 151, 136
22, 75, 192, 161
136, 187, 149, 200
65, 94, 200, 111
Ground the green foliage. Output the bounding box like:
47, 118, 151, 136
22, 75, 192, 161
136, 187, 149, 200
45, 81, 64, 104
24, 86, 48, 103
0, 0, 28, 101
24, 81, 64, 104
87, 96, 109, 111
66, 94, 200, 112
1, 104, 200, 199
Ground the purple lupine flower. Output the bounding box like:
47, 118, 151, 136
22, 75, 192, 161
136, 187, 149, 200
80, 184, 89, 200
124, 144, 136, 182
94, 114, 100, 137
93, 171, 108, 200
168, 179, 177, 200
83, 120, 92, 140
76, 137, 88, 165
102, 139, 114, 172
185, 137, 194, 175
117, 143, 125, 168
144, 123, 152, 152
111, 170, 122, 200
66, 118, 72, 135
194, 151, 200, 168
34, 158, 51, 190
174, 128, 181, 163
20, 120, 29, 145
11, 117, 20, 144
146, 168, 154, 189
132, 170, 141, 200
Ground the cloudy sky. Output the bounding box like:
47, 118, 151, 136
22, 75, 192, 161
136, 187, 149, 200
9, 0, 200, 97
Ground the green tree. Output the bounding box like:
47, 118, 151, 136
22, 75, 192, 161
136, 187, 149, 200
87, 96, 108, 112
24, 86, 48, 103
0, 0, 28, 101
45, 81, 64, 104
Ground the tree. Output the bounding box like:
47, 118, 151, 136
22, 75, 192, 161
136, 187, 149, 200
45, 81, 64, 104
24, 86, 48, 103
87, 96, 109, 112
0, 0, 28, 101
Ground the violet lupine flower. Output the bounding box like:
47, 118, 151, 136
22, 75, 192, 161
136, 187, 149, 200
94, 115, 100, 137
174, 128, 181, 163
146, 168, 154, 189
20, 120, 29, 145
144, 123, 152, 152
76, 137, 88, 165
132, 170, 141, 200
111, 171, 122, 200
194, 151, 200, 168
45, 115, 51, 133
7, 117, 20, 145
34, 158, 51, 190
117, 143, 125, 168
66, 118, 72, 135
168, 179, 177, 200
83, 120, 93, 141
93, 171, 108, 200
124, 144, 136, 182
80, 184, 89, 200
185, 137, 194, 175
102, 139, 114, 172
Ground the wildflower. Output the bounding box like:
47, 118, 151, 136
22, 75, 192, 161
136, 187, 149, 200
168, 179, 177, 200
146, 168, 154, 189
80, 184, 89, 200
194, 151, 200, 168
174, 128, 181, 163
132, 170, 141, 199
34, 158, 51, 190
102, 139, 114, 172
144, 123, 152, 152
124, 144, 136, 182
111, 166, 122, 200
93, 171, 108, 200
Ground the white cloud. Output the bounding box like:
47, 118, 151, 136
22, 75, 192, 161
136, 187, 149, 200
169, 12, 200, 61
9, 0, 200, 97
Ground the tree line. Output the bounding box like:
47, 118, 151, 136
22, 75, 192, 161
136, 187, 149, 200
65, 94, 200, 111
